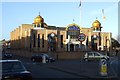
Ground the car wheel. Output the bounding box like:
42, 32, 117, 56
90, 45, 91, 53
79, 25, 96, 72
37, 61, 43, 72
84, 58, 88, 62
32, 58, 35, 62
46, 59, 48, 63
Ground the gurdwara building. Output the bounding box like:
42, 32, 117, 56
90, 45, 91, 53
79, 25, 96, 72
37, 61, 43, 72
10, 14, 112, 52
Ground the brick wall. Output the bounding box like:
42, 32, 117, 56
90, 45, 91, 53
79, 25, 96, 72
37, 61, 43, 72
7, 49, 85, 60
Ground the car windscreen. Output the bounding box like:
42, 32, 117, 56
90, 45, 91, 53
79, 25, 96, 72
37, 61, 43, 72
2, 62, 26, 73
88, 52, 93, 56
94, 52, 100, 56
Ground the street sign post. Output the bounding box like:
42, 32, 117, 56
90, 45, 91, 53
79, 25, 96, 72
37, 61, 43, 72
78, 33, 86, 49
78, 33, 86, 42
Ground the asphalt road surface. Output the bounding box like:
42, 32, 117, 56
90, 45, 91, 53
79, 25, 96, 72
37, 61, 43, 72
2, 53, 120, 80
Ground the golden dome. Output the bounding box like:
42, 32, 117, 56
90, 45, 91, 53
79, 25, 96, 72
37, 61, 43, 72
34, 15, 44, 24
92, 20, 101, 28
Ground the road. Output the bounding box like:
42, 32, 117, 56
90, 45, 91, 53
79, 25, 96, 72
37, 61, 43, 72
110, 56, 120, 79
11, 55, 84, 79
2, 53, 120, 80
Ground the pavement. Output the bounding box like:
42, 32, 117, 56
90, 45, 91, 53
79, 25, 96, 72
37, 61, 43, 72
41, 59, 119, 79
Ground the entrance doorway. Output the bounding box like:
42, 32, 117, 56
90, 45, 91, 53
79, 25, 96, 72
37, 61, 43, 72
92, 43, 97, 51
70, 44, 74, 51
48, 33, 56, 51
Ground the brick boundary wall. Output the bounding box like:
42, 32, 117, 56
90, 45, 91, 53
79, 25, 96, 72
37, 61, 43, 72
6, 49, 120, 59
6, 49, 86, 60
54, 52, 85, 60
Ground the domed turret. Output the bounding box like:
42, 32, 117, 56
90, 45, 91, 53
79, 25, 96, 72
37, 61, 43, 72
34, 15, 44, 24
92, 19, 102, 31
92, 20, 101, 28
33, 14, 48, 28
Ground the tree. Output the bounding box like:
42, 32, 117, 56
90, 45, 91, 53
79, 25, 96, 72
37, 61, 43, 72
111, 38, 120, 48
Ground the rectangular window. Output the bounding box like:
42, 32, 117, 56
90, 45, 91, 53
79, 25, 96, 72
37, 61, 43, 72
61, 35, 63, 48
99, 33, 101, 45
37, 24, 40, 27
38, 34, 40, 48
30, 36, 32, 49
66, 32, 68, 39
67, 44, 68, 51
42, 34, 44, 48
33, 34, 36, 47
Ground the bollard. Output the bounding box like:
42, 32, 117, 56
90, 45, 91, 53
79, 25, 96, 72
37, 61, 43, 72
42, 55, 46, 63
100, 58, 107, 76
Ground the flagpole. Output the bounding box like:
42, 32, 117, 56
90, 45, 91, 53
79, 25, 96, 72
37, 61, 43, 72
102, 9, 106, 51
102, 9, 106, 32
80, 0, 82, 27
78, 0, 83, 50
80, 5, 82, 27
102, 9, 106, 21
78, 0, 82, 31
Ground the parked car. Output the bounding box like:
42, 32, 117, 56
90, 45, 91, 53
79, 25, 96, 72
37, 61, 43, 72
31, 53, 55, 63
31, 54, 42, 62
83, 52, 109, 61
1, 60, 32, 80
41, 53, 55, 62
3, 53, 13, 58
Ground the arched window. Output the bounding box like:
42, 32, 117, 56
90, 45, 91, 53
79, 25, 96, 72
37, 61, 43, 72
37, 24, 40, 27
34, 24, 36, 28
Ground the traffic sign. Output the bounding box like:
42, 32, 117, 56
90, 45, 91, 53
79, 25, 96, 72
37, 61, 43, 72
101, 59, 106, 65
78, 33, 86, 42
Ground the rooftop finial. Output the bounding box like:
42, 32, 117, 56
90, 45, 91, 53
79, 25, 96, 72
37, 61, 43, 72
96, 17, 98, 20
39, 12, 40, 16
73, 19, 75, 22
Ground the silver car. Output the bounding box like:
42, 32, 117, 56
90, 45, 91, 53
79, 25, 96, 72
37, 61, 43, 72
83, 52, 109, 61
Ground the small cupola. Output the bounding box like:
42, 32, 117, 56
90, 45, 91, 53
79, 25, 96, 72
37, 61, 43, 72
33, 15, 44, 24
33, 13, 48, 28
92, 19, 102, 31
